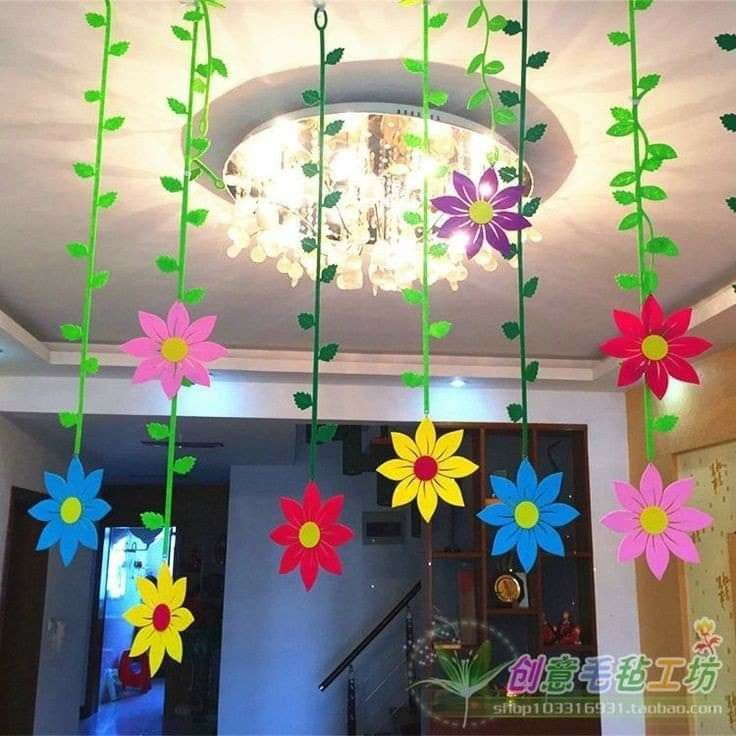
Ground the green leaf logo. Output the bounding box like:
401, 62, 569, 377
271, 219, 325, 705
167, 97, 188, 115
160, 176, 183, 193
507, 403, 523, 422
60, 323, 83, 341
156, 255, 179, 273
325, 48, 344, 65
321, 264, 338, 283
319, 343, 340, 362
501, 321, 520, 339
182, 287, 206, 304
103, 116, 125, 131
323, 191, 342, 209
325, 120, 344, 136
401, 372, 425, 389
293, 391, 313, 410
402, 288, 424, 305
66, 242, 89, 259
85, 12, 106, 28
429, 321, 453, 339
302, 162, 320, 177
187, 209, 209, 226
146, 422, 170, 441
97, 192, 117, 208
109, 41, 130, 56
527, 51, 549, 69
173, 456, 197, 476
653, 415, 678, 433
74, 162, 95, 178
525, 123, 547, 142
315, 424, 338, 444
141, 511, 165, 530
302, 89, 320, 106
171, 24, 192, 41
297, 312, 315, 330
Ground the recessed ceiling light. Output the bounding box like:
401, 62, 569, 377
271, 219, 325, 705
450, 377, 466, 388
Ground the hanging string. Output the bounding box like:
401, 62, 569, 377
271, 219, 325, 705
420, 0, 431, 417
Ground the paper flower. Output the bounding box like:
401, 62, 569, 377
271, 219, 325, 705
431, 168, 531, 258
601, 463, 712, 580
477, 459, 579, 572
600, 294, 711, 400
121, 301, 227, 399
123, 563, 194, 676
270, 481, 354, 591
28, 456, 110, 566
376, 417, 478, 523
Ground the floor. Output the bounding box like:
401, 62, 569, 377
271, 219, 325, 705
79, 681, 164, 736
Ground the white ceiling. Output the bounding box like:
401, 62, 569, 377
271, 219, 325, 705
1, 0, 735, 362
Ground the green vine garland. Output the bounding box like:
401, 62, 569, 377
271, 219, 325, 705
716, 32, 735, 214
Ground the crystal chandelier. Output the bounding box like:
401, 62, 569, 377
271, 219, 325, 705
223, 106, 539, 293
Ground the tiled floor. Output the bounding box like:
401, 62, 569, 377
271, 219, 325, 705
79, 681, 164, 736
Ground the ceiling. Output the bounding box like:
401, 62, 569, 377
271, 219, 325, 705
1, 0, 734, 362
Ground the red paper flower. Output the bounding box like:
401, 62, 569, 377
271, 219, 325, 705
270, 481, 353, 591
600, 295, 711, 399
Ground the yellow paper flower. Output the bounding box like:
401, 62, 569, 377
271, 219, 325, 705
376, 417, 478, 522
123, 563, 194, 676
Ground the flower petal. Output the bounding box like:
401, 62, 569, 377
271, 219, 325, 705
130, 625, 155, 657
79, 468, 104, 501
613, 309, 644, 338
139, 311, 169, 341
392, 476, 420, 507
77, 518, 99, 550
415, 418, 436, 456
452, 171, 477, 204
317, 543, 343, 575
270, 523, 298, 546
376, 458, 415, 481
668, 336, 711, 359
279, 543, 304, 574
181, 358, 211, 387
618, 529, 648, 562
431, 195, 468, 215
432, 476, 464, 507
416, 482, 438, 522
490, 523, 520, 555
166, 302, 190, 337
44, 472, 69, 501
517, 530, 538, 572
540, 502, 580, 527
663, 529, 699, 564
661, 307, 693, 340
148, 637, 166, 677
157, 564, 174, 602
639, 463, 664, 505
600, 336, 641, 359
187, 341, 227, 362
490, 475, 521, 506
600, 509, 639, 533
617, 356, 647, 387
59, 532, 79, 566
390, 431, 419, 461
534, 522, 565, 556
662, 354, 700, 386
36, 519, 63, 550
613, 481, 645, 513
168, 577, 186, 609
300, 550, 319, 591
434, 429, 464, 462
641, 295, 664, 332
28, 498, 60, 522
477, 502, 514, 527
484, 222, 510, 257
478, 167, 499, 199
279, 496, 305, 527
645, 534, 670, 580
437, 216, 471, 239
492, 211, 530, 231
160, 362, 184, 399
184, 315, 217, 343
316, 495, 345, 527
466, 224, 485, 259
321, 523, 354, 547
438, 455, 478, 479
124, 604, 152, 628
84, 497, 111, 522
67, 456, 85, 486
660, 477, 694, 513
534, 472, 563, 507
302, 481, 321, 521
133, 356, 166, 384
163, 628, 183, 663
170, 607, 194, 632
122, 337, 159, 359
645, 360, 669, 400
491, 185, 524, 210
669, 506, 713, 533
516, 459, 538, 500
137, 576, 160, 609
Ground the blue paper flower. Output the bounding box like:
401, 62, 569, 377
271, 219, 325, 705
476, 458, 579, 572
28, 457, 110, 566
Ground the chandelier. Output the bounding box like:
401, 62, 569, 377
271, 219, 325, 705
223, 105, 539, 293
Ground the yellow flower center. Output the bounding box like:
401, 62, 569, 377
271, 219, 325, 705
640, 505, 668, 535
514, 500, 540, 530
641, 334, 668, 361
468, 200, 494, 225
60, 496, 82, 524
161, 337, 189, 363
299, 521, 321, 549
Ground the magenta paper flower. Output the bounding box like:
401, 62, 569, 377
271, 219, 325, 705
601, 464, 712, 580
431, 168, 531, 258
121, 302, 226, 399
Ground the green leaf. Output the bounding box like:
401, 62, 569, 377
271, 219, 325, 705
74, 162, 95, 178
647, 143, 677, 160
402, 288, 424, 305
84, 356, 99, 375
297, 312, 315, 330
321, 264, 338, 283
499, 166, 517, 183
293, 391, 313, 410
527, 51, 549, 69
156, 255, 179, 273
160, 176, 183, 193
608, 31, 630, 46
403, 58, 425, 74
323, 191, 342, 208
502, 321, 519, 339
84, 89, 101, 102
403, 211, 422, 226
182, 287, 206, 304
325, 47, 344, 65
522, 197, 540, 217
645, 236, 679, 256
315, 424, 338, 444
190, 166, 202, 180
618, 211, 642, 230
141, 511, 165, 530
325, 120, 344, 136
642, 270, 659, 294
494, 108, 516, 126
85, 12, 106, 27
302, 162, 320, 177
609, 170, 636, 186
653, 415, 679, 432
103, 116, 125, 131
641, 185, 667, 201
173, 456, 197, 475
615, 273, 640, 290
429, 321, 453, 339
319, 343, 339, 362
98, 191, 117, 208
611, 106, 632, 122
60, 323, 82, 341
429, 12, 448, 28
613, 190, 637, 205
525, 361, 540, 382
498, 90, 520, 107
403, 133, 423, 149
642, 157, 662, 172
634, 0, 654, 8
167, 97, 187, 115
607, 121, 635, 136
190, 137, 210, 155
428, 89, 448, 107
183, 9, 203, 21
466, 53, 484, 75
488, 14, 507, 31
58, 411, 78, 429
721, 113, 736, 132
302, 237, 317, 253
90, 271, 110, 289
192, 78, 207, 94
504, 19, 522, 35
146, 422, 170, 440
716, 33, 736, 52
507, 403, 523, 422
638, 73, 660, 92
109, 41, 130, 58
467, 88, 489, 110
401, 371, 425, 389
429, 243, 448, 258
210, 57, 228, 77
171, 24, 192, 40
483, 60, 504, 74
187, 208, 209, 226
467, 4, 483, 27
525, 123, 547, 142
196, 62, 211, 78
727, 197, 736, 213
181, 378, 194, 388
523, 277, 539, 298
66, 241, 88, 259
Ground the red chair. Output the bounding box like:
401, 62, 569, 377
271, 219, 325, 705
118, 650, 151, 693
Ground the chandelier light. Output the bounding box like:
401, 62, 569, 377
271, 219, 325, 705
223, 106, 540, 293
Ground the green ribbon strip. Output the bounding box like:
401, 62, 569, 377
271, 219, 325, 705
421, 0, 431, 417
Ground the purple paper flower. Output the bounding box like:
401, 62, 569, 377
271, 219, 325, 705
431, 168, 531, 258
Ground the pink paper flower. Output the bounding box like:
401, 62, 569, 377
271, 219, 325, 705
121, 302, 226, 399
601, 464, 712, 580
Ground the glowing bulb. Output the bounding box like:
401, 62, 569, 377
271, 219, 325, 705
250, 244, 266, 263
450, 377, 466, 388
226, 243, 243, 259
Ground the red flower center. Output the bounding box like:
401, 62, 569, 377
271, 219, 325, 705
152, 603, 171, 631
414, 455, 438, 481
